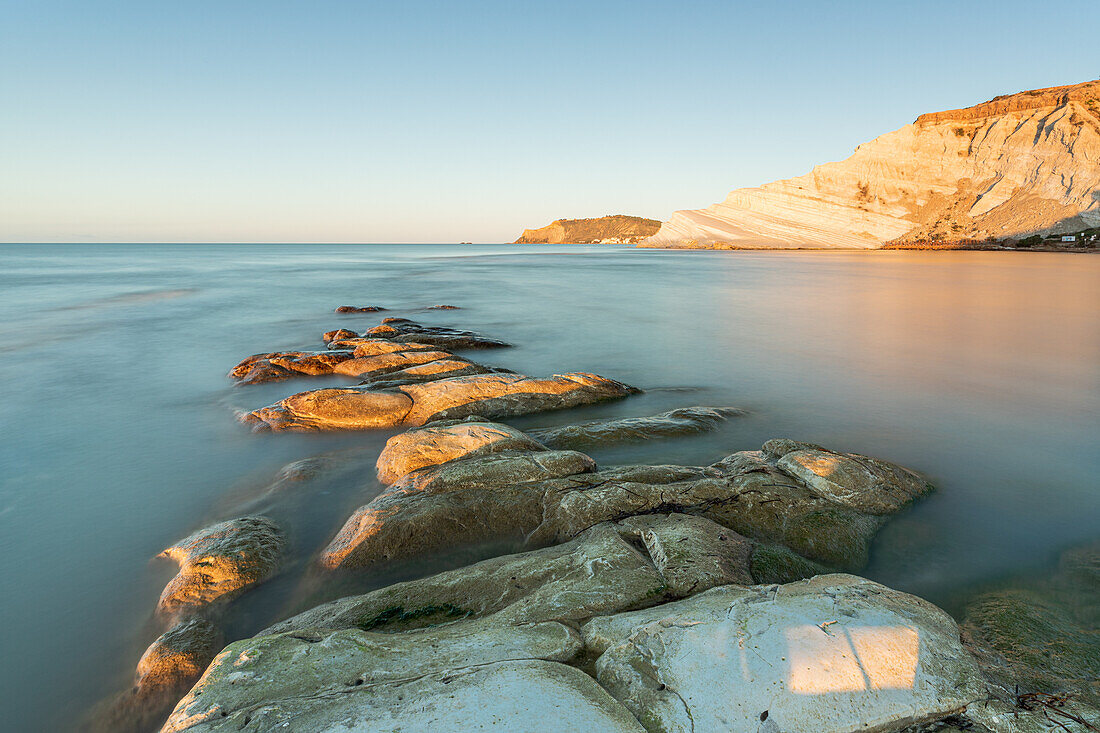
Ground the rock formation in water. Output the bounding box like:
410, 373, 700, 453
318, 420, 931, 571
157, 517, 284, 616
644, 79, 1100, 249
94, 310, 1100, 732
515, 215, 662, 244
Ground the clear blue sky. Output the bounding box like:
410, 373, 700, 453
2, 1, 1096, 243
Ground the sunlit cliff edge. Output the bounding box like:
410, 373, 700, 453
515, 215, 661, 244
642, 79, 1100, 249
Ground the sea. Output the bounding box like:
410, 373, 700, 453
0, 243, 1097, 731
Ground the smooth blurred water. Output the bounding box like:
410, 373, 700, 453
0, 244, 1097, 731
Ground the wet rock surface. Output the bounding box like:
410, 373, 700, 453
157, 516, 284, 616
614, 513, 755, 595
269, 523, 669, 634
318, 420, 933, 572
586, 575, 987, 733
242, 372, 639, 431
529, 406, 746, 450
361, 317, 511, 349
93, 619, 222, 733
375, 417, 547, 485
334, 305, 386, 313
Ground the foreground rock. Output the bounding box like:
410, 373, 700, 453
320, 448, 596, 569
529, 406, 745, 450
157, 516, 284, 616
614, 513, 755, 595
242, 372, 639, 431
320, 424, 931, 571
161, 617, 644, 732
270, 523, 669, 634
586, 575, 986, 733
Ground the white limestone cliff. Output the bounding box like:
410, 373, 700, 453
643, 79, 1100, 249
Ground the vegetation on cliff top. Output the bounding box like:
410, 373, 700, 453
515, 215, 661, 244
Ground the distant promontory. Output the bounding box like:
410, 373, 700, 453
514, 215, 661, 244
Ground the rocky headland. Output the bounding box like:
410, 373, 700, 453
515, 215, 661, 244
643, 79, 1100, 249
94, 310, 1098, 732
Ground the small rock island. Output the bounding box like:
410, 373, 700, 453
515, 215, 661, 244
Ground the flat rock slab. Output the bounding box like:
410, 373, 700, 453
242, 372, 638, 432
157, 516, 283, 616
162, 616, 642, 732
165, 659, 644, 733
586, 574, 986, 733
764, 439, 932, 515
270, 523, 666, 634
376, 418, 547, 485
530, 406, 745, 450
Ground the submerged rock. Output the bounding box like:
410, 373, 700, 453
359, 317, 511, 349
92, 618, 221, 733
586, 575, 986, 733
529, 406, 745, 450
334, 305, 386, 313
427, 304, 460, 309
161, 616, 644, 732
135, 618, 220, 702
964, 590, 1100, 710
269, 523, 668, 634
375, 418, 547, 485
157, 516, 284, 616
242, 372, 639, 432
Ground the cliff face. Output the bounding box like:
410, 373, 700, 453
643, 79, 1100, 249
516, 215, 661, 244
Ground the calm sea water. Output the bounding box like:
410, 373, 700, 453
0, 244, 1097, 731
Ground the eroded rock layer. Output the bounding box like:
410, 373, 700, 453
644, 79, 1100, 248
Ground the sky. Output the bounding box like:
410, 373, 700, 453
1, 1, 1097, 243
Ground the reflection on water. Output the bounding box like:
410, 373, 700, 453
0, 244, 1097, 731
